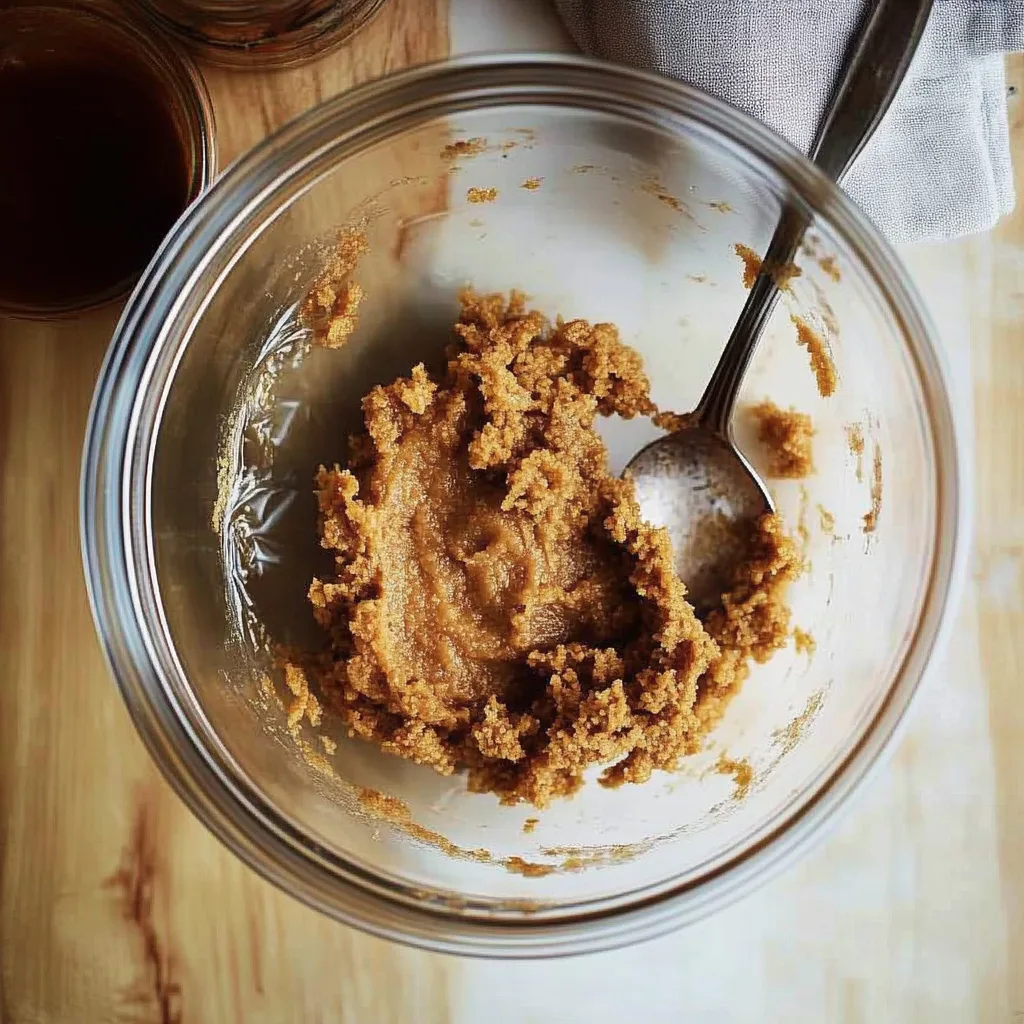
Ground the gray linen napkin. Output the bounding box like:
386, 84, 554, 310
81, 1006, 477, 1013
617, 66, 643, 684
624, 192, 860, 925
554, 0, 1024, 243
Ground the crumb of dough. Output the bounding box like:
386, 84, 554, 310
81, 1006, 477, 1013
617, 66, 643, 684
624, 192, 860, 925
467, 186, 498, 204
863, 443, 883, 533
817, 504, 835, 535
520, 177, 543, 190
321, 282, 364, 348
505, 857, 555, 877
791, 315, 837, 398
708, 201, 733, 213
643, 179, 688, 215
846, 423, 865, 457
320, 735, 337, 755
793, 628, 816, 655
300, 230, 369, 348
287, 293, 801, 807
818, 255, 841, 282
442, 137, 487, 161
652, 409, 698, 433
715, 755, 753, 799
750, 400, 814, 478
771, 262, 803, 289
734, 243, 801, 290
735, 243, 762, 289
846, 423, 865, 482
523, 817, 539, 834
283, 663, 321, 733
796, 483, 811, 554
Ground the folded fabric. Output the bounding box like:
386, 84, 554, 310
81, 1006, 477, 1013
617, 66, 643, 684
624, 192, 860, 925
554, 0, 1024, 243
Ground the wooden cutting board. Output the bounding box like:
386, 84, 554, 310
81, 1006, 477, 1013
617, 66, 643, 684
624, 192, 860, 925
2, 1, 1022, 1018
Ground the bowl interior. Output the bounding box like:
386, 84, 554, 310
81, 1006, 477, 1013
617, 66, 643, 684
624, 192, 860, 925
143, 90, 946, 920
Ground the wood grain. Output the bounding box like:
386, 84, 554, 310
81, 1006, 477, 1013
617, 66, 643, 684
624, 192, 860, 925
0, 2, 451, 1022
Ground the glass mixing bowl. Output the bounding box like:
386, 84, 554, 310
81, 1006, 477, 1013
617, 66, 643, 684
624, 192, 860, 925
81, 55, 966, 957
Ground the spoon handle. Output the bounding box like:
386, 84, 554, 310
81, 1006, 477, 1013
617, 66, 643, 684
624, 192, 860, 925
694, 0, 935, 436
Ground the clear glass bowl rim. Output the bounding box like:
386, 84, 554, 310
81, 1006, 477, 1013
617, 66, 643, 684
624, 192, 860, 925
80, 53, 967, 959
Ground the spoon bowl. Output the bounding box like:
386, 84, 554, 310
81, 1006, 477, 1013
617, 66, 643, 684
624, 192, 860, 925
628, 428, 772, 610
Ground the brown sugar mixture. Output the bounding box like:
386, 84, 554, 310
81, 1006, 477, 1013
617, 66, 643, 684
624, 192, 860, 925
467, 186, 499, 204
791, 315, 838, 398
733, 242, 802, 292
751, 399, 814, 478
286, 292, 800, 806
300, 229, 368, 348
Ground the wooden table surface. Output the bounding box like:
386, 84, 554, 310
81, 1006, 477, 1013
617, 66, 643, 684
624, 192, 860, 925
1, 2, 1022, 1021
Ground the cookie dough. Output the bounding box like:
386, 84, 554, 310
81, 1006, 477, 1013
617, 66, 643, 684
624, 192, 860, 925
287, 292, 799, 806
751, 399, 814, 478
791, 315, 837, 398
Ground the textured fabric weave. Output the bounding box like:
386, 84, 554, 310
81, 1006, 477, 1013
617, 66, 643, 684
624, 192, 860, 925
554, 0, 1024, 243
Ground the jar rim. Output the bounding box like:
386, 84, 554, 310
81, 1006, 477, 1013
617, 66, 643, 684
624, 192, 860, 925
134, 0, 391, 70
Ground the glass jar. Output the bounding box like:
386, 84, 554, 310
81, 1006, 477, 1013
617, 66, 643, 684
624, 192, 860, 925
135, 0, 390, 68
81, 55, 966, 956
0, 0, 215, 318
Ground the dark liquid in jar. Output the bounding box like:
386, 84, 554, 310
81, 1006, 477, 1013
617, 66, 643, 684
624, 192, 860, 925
0, 11, 191, 313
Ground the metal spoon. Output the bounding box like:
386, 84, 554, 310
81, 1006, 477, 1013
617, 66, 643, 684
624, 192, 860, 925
626, 0, 935, 610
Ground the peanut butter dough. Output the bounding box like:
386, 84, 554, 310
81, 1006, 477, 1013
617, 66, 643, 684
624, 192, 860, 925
751, 399, 814, 478
287, 293, 799, 806
791, 315, 837, 398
